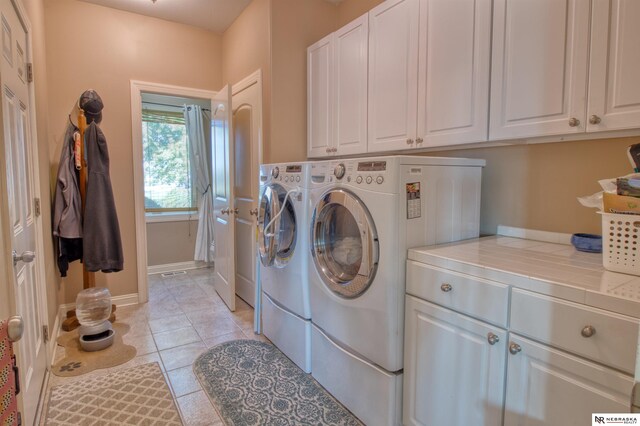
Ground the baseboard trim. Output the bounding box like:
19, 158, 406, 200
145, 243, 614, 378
147, 261, 208, 275
57, 293, 140, 322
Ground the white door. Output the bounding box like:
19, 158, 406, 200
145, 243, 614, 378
307, 34, 333, 158
417, 0, 491, 147
333, 14, 368, 156
0, 0, 46, 422
490, 0, 590, 140
588, 0, 640, 132
232, 77, 261, 307
367, 0, 419, 152
403, 296, 507, 426
212, 85, 236, 311
504, 335, 634, 425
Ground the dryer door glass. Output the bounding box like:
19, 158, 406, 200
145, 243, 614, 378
258, 185, 280, 267
274, 189, 297, 268
311, 189, 379, 298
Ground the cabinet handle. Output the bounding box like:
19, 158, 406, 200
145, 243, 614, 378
440, 283, 452, 292
589, 115, 601, 125
487, 332, 500, 346
509, 342, 522, 355
581, 325, 596, 338
406, 138, 414, 145
416, 137, 423, 144
568, 117, 580, 127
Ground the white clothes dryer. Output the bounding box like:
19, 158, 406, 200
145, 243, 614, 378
308, 155, 485, 425
258, 162, 312, 372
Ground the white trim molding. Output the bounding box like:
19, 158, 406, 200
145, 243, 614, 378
130, 80, 216, 304
147, 261, 209, 275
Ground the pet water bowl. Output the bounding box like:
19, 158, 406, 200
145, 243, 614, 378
571, 233, 603, 253
78, 321, 114, 352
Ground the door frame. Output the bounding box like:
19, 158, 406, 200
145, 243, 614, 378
0, 0, 49, 415
129, 81, 216, 303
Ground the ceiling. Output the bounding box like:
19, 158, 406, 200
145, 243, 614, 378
79, 0, 345, 33
78, 0, 253, 33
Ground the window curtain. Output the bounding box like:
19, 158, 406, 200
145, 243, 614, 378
184, 105, 215, 262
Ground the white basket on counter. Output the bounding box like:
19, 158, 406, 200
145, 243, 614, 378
602, 212, 640, 275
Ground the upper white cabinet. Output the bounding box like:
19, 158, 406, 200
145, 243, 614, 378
417, 0, 492, 147
333, 15, 369, 156
307, 16, 368, 158
490, 0, 591, 140
587, 0, 640, 132
307, 34, 333, 158
367, 0, 419, 153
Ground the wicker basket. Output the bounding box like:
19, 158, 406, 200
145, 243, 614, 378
602, 212, 640, 275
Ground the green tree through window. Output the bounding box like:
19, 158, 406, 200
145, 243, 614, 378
142, 110, 196, 211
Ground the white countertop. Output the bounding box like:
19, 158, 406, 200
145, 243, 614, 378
408, 236, 640, 319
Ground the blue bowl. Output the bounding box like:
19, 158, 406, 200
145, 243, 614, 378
571, 233, 602, 253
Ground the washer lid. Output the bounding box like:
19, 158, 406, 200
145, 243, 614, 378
311, 189, 379, 298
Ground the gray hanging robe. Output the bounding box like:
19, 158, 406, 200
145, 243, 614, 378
83, 122, 123, 273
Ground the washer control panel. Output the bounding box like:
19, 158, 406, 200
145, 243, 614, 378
329, 160, 392, 191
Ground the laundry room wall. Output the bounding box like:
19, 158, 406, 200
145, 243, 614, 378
269, 0, 337, 164
44, 0, 223, 305
222, 0, 271, 162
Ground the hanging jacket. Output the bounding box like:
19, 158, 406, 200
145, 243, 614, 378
83, 122, 123, 273
52, 123, 83, 277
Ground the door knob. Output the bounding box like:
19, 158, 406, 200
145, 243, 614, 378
249, 208, 258, 216
12, 250, 35, 266
589, 115, 601, 125
7, 315, 23, 342
568, 117, 580, 127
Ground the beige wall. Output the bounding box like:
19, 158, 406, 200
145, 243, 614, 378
45, 0, 222, 304
269, 0, 337, 163
337, 0, 383, 27
222, 0, 271, 163
146, 220, 199, 266
430, 136, 639, 236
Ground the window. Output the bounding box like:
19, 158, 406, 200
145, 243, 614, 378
142, 108, 196, 212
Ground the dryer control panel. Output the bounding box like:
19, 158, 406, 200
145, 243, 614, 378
329, 160, 395, 194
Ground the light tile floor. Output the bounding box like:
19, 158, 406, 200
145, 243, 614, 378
40, 268, 267, 426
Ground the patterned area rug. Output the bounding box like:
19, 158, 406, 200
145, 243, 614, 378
193, 339, 362, 425
45, 362, 182, 425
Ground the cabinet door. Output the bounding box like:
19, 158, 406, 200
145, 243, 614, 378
307, 34, 333, 158
504, 335, 634, 426
333, 15, 368, 156
587, 0, 640, 132
368, 0, 419, 152
403, 296, 507, 426
417, 0, 491, 148
489, 0, 590, 140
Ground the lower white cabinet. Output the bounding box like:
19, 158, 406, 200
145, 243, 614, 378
403, 296, 507, 426
504, 335, 635, 425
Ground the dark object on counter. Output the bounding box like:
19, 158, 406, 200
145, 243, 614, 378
571, 233, 603, 253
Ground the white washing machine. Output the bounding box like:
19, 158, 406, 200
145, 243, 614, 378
308, 155, 485, 425
257, 162, 312, 372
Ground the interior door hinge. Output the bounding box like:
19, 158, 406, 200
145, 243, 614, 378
34, 198, 40, 217
26, 63, 33, 83
42, 325, 49, 343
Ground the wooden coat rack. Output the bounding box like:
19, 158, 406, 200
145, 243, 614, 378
61, 108, 116, 332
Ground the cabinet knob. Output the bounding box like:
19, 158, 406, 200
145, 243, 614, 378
440, 283, 452, 292
416, 137, 423, 144
406, 138, 414, 145
509, 342, 522, 355
325, 148, 330, 153
589, 115, 601, 125
220, 208, 229, 215
249, 208, 258, 216
233, 208, 239, 214
332, 148, 338, 153
581, 325, 596, 338
568, 117, 580, 127
487, 332, 500, 346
